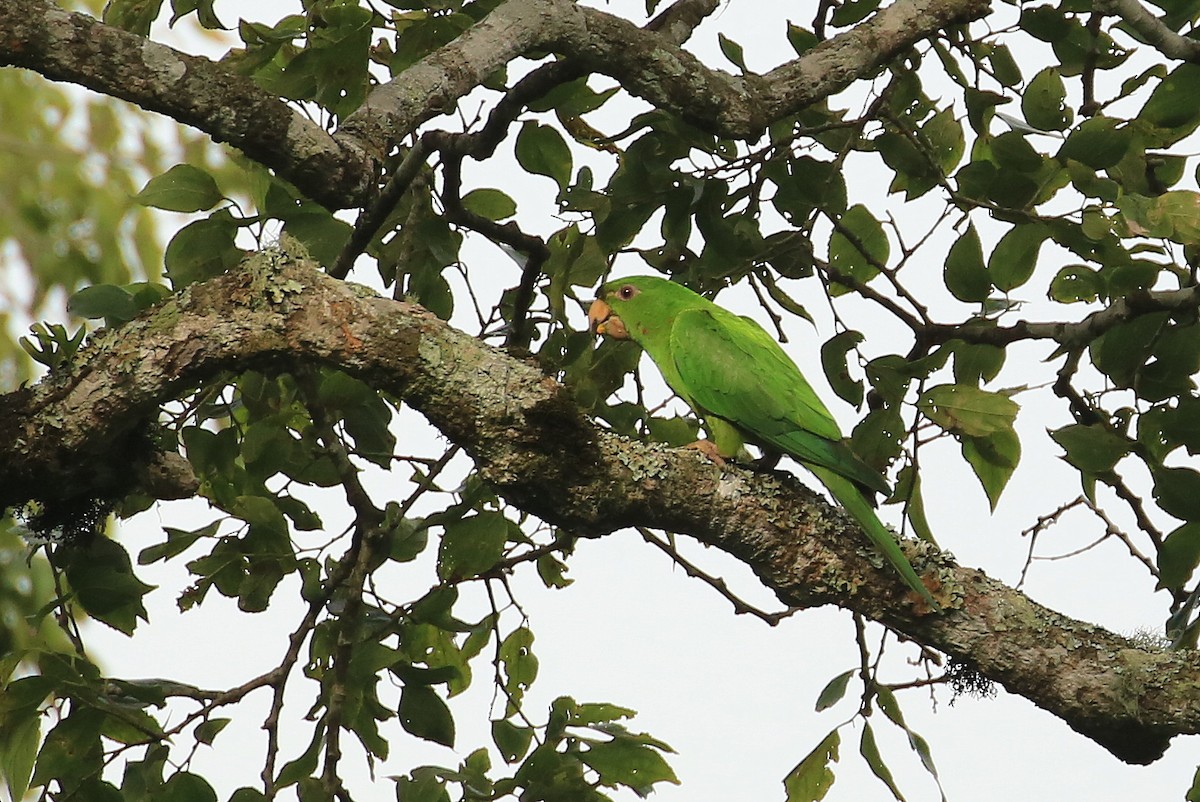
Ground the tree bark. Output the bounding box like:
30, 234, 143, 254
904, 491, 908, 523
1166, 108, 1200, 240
0, 249, 1192, 765
0, 0, 990, 208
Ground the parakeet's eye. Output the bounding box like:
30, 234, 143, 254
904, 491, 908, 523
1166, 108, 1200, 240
617, 284, 638, 300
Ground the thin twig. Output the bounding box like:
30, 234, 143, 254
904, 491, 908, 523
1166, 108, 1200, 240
637, 527, 798, 625
331, 137, 433, 280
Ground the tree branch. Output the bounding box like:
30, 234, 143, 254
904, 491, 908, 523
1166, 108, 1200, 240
547, 0, 991, 139
0, 0, 990, 210
1097, 0, 1200, 62
923, 284, 1200, 348
0, 0, 375, 210
0, 249, 1195, 765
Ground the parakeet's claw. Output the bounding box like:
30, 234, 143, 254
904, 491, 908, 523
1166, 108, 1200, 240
752, 451, 782, 471
685, 439, 727, 466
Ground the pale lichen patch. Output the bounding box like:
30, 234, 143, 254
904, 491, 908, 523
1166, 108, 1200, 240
141, 41, 186, 84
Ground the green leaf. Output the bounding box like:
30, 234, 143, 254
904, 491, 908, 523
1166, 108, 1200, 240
398, 685, 455, 747
889, 465, 937, 544
281, 208, 352, 265
134, 164, 223, 212
717, 33, 747, 72
193, 717, 230, 746
73, 779, 123, 802
873, 687, 943, 789
395, 768, 451, 802
164, 212, 242, 289
577, 737, 679, 796
229, 789, 268, 802
784, 729, 840, 802
830, 0, 880, 26
829, 204, 889, 293
391, 662, 460, 688
1057, 117, 1131, 169
1089, 313, 1168, 387
815, 670, 854, 712
231, 495, 289, 549
923, 107, 965, 175
1020, 5, 1072, 43
60, 539, 155, 635
1158, 523, 1200, 590
139, 521, 220, 565
1188, 764, 1200, 802
409, 264, 455, 320
1151, 191, 1200, 245
0, 703, 39, 802
275, 729, 321, 788
1048, 264, 1102, 303
991, 132, 1043, 174
32, 707, 104, 790
536, 551, 573, 589
515, 121, 573, 191
162, 771, 217, 802
528, 78, 620, 118
170, 0, 225, 28
1049, 424, 1130, 474
117, 741, 167, 800
103, 0, 164, 35
820, 331, 865, 407
988, 222, 1050, 292
851, 407, 906, 470
859, 723, 905, 801
1140, 64, 1200, 131
67, 284, 138, 322
570, 702, 638, 725
952, 342, 1005, 385
1153, 467, 1200, 521
962, 428, 1021, 510
1022, 67, 1072, 131
437, 512, 508, 580
918, 384, 1019, 438
462, 188, 517, 221
499, 627, 538, 714
492, 719, 534, 763
786, 24, 819, 56
964, 88, 1007, 135
988, 44, 1022, 87
944, 225, 990, 303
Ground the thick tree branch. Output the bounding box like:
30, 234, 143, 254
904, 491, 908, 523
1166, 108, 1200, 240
0, 0, 375, 210
1097, 0, 1200, 62
0, 250, 1194, 766
645, 0, 721, 41
547, 0, 991, 139
0, 0, 988, 209
922, 284, 1200, 348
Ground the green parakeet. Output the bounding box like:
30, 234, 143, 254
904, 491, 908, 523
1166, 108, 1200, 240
588, 275, 939, 611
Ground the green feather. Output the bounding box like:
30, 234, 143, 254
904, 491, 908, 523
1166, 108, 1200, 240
599, 275, 939, 610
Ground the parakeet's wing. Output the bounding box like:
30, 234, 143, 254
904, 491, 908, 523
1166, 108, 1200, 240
669, 307, 889, 496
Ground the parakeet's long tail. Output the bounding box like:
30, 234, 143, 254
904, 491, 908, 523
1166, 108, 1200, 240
811, 467, 940, 611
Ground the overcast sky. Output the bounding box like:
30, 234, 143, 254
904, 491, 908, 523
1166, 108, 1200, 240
79, 1, 1200, 800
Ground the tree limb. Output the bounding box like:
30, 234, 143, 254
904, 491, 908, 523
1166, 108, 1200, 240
1097, 0, 1200, 62
0, 0, 375, 210
922, 284, 1200, 348
0, 0, 990, 209
0, 249, 1194, 766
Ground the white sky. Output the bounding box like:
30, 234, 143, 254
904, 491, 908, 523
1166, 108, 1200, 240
69, 0, 1200, 800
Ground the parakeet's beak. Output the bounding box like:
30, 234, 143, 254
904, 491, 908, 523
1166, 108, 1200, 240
587, 298, 628, 339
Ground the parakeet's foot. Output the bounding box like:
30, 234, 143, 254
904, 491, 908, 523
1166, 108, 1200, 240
751, 452, 782, 471
685, 440, 727, 466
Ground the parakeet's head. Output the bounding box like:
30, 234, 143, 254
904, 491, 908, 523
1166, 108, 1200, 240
587, 275, 702, 343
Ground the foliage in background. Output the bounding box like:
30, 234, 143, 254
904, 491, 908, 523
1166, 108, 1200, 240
3, 0, 1200, 799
